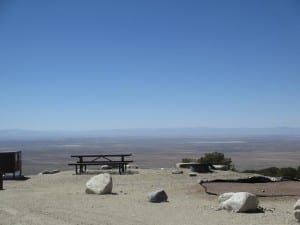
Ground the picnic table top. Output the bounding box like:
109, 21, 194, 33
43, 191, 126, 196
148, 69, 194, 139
71, 153, 132, 158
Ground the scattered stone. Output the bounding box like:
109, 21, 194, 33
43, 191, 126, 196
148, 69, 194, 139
294, 199, 300, 221
86, 173, 112, 194
269, 176, 283, 182
212, 165, 229, 170
126, 164, 139, 169
147, 190, 168, 203
197, 179, 209, 184
189, 172, 197, 177
39, 170, 60, 175
218, 192, 259, 213
100, 165, 113, 170
172, 169, 183, 174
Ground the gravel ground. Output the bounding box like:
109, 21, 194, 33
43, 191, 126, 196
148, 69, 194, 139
0, 169, 299, 225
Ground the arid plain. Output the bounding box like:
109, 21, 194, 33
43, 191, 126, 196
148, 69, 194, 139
0, 135, 299, 175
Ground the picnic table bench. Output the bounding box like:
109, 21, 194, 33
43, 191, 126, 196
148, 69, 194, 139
68, 154, 133, 174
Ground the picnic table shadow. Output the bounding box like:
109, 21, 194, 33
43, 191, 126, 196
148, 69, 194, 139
75, 170, 139, 175
3, 175, 30, 181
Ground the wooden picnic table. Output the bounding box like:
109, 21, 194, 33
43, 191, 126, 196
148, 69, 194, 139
68, 153, 133, 174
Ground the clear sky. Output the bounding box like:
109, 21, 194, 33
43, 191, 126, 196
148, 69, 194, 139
0, 0, 300, 130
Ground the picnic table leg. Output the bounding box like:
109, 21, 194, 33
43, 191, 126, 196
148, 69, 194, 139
0, 171, 3, 190
79, 156, 83, 174
121, 156, 125, 174
118, 165, 121, 174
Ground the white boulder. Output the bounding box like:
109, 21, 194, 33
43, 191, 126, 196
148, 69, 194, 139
218, 192, 259, 212
218, 192, 235, 202
294, 198, 300, 221
85, 173, 112, 194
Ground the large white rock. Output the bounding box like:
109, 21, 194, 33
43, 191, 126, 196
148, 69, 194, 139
85, 173, 112, 194
294, 198, 300, 221
218, 192, 259, 212
218, 192, 235, 203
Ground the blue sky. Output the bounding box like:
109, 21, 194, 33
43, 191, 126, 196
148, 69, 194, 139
0, 0, 300, 130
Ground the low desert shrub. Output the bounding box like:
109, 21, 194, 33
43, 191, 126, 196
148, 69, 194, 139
198, 152, 233, 169
243, 166, 300, 179
181, 158, 196, 163
181, 152, 233, 170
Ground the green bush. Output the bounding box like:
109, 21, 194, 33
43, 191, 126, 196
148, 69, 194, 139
258, 167, 280, 177
197, 152, 233, 169
181, 152, 233, 170
181, 158, 196, 163
279, 167, 297, 179
243, 166, 300, 179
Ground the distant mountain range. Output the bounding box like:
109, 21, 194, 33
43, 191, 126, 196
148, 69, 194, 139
1, 127, 300, 139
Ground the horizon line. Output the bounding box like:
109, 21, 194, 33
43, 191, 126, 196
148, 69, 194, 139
1, 126, 300, 132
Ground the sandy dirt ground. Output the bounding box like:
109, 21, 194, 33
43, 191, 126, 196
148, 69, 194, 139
0, 169, 299, 225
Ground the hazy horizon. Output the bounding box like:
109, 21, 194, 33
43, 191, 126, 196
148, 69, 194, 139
2, 127, 300, 140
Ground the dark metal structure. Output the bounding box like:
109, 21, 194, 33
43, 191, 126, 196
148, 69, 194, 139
0, 151, 22, 178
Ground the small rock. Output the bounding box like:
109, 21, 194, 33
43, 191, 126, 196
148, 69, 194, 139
212, 165, 229, 170
189, 172, 197, 177
147, 190, 168, 203
126, 164, 139, 169
39, 170, 60, 175
100, 165, 112, 170
172, 169, 183, 174
86, 173, 112, 195
198, 179, 209, 184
